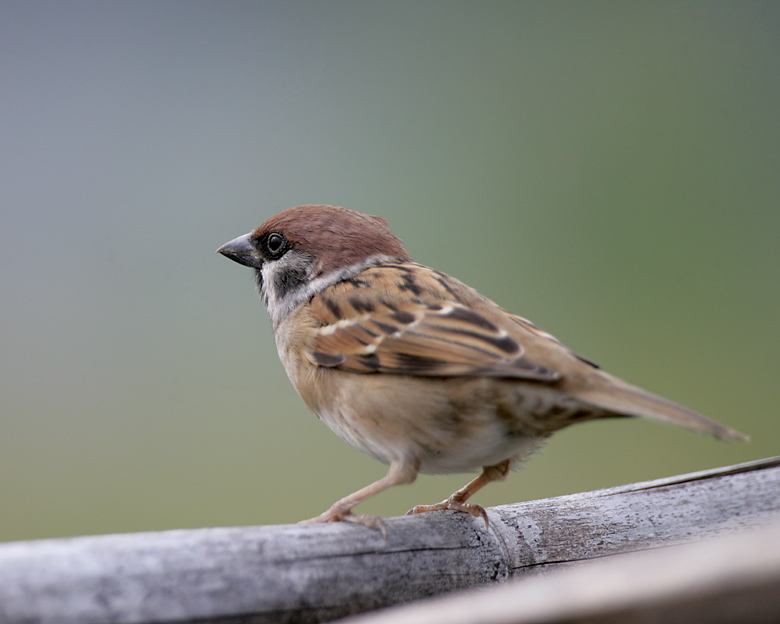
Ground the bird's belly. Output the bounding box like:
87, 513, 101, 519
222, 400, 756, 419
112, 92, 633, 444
317, 399, 543, 474
417, 428, 543, 474
315, 403, 398, 465
305, 373, 552, 474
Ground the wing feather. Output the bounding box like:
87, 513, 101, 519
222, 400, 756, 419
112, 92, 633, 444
305, 265, 561, 381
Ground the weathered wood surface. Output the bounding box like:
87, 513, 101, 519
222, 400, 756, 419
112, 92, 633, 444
340, 520, 780, 624
0, 457, 778, 624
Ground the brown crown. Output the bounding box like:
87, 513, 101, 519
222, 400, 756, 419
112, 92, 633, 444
253, 204, 410, 276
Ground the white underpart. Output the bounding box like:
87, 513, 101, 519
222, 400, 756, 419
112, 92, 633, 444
261, 253, 402, 328
316, 391, 550, 474
421, 428, 543, 474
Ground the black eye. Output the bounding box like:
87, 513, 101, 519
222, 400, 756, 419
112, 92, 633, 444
264, 232, 287, 257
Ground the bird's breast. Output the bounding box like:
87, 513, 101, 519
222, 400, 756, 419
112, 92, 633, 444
272, 307, 587, 474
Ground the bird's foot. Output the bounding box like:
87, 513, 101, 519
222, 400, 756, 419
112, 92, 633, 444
300, 506, 387, 536
406, 496, 489, 529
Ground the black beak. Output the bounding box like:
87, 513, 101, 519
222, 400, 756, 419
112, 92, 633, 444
216, 233, 263, 269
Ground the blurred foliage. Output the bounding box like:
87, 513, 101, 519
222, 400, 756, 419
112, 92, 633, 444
1, 0, 778, 542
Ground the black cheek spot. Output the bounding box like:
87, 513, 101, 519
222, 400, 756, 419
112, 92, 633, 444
274, 267, 308, 301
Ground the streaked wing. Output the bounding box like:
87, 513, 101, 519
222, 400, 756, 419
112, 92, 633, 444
304, 263, 561, 381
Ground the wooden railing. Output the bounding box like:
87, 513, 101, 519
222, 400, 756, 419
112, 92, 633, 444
1, 457, 778, 624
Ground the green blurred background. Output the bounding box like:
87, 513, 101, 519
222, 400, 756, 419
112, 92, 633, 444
1, 0, 778, 543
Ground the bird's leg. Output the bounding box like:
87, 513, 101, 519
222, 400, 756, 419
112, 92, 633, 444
406, 459, 511, 528
301, 461, 418, 532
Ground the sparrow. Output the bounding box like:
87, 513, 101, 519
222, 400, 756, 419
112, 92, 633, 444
217, 204, 746, 529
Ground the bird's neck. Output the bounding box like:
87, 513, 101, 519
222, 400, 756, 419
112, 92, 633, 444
260, 254, 404, 329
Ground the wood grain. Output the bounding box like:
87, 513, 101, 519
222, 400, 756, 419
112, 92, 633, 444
0, 457, 778, 624
341, 520, 780, 624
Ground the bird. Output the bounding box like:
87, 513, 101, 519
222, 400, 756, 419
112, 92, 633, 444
217, 204, 746, 529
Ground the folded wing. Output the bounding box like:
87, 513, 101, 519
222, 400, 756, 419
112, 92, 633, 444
306, 267, 560, 381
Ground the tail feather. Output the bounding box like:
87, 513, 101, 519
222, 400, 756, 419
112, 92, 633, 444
575, 374, 748, 442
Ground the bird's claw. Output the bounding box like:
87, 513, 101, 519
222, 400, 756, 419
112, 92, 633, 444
300, 507, 387, 537
406, 497, 489, 529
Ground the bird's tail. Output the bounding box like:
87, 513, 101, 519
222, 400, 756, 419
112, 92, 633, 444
575, 373, 748, 441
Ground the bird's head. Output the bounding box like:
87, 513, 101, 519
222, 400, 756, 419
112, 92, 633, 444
217, 204, 409, 325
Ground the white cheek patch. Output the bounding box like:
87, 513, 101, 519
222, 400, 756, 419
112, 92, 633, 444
259, 263, 274, 300
261, 251, 316, 326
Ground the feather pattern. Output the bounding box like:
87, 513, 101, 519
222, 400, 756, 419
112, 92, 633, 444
305, 263, 561, 381
218, 204, 747, 525
286, 258, 742, 442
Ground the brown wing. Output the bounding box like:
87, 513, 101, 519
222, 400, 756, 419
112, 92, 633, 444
304, 263, 561, 381
301, 263, 746, 441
